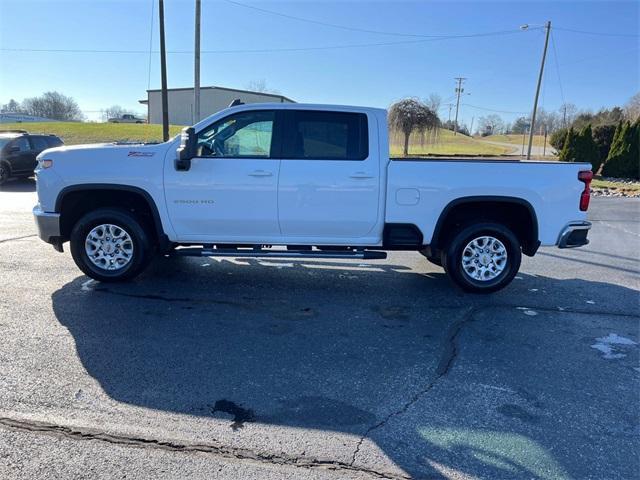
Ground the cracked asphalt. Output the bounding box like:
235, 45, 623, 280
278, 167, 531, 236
0, 178, 639, 480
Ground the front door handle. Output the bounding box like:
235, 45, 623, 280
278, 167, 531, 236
349, 172, 374, 179
248, 170, 273, 177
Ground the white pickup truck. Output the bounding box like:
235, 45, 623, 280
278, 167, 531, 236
33, 103, 593, 292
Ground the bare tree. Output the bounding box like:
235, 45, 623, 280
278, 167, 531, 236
558, 102, 577, 128
22, 91, 83, 121
1, 99, 22, 113
477, 114, 505, 136
104, 105, 127, 121
246, 79, 280, 94
424, 93, 442, 113
388, 98, 440, 156
624, 92, 640, 121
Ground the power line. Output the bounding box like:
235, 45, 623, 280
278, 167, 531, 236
0, 29, 531, 55
462, 103, 529, 115
224, 0, 539, 39
554, 26, 640, 38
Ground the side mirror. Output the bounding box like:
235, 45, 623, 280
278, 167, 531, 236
175, 127, 196, 171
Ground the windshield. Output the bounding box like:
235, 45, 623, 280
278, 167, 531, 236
0, 138, 15, 149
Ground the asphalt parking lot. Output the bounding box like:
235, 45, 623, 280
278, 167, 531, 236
0, 179, 638, 480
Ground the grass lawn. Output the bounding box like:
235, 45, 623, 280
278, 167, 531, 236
390, 128, 511, 156
478, 134, 551, 149
1, 122, 184, 145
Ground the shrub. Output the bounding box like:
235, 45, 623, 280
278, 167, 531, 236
549, 128, 567, 152
602, 120, 640, 179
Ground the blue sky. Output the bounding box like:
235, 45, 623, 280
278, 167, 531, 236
0, 0, 638, 126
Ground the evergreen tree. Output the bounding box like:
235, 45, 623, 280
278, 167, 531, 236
578, 125, 602, 172
559, 127, 578, 162
602, 121, 640, 179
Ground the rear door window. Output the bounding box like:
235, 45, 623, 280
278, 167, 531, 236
282, 110, 368, 160
30, 136, 49, 151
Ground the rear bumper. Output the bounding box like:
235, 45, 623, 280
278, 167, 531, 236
33, 205, 63, 251
558, 221, 591, 248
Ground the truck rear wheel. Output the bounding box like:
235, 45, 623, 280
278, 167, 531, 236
70, 208, 152, 282
442, 222, 521, 293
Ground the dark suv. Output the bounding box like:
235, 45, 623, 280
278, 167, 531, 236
0, 130, 64, 184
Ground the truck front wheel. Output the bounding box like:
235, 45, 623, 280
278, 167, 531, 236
70, 208, 152, 282
442, 222, 521, 293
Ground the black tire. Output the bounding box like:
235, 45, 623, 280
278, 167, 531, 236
0, 162, 10, 185
442, 222, 521, 293
70, 208, 153, 282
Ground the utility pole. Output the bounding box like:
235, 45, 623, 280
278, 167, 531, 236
453, 77, 466, 136
159, 0, 169, 141
447, 104, 453, 122
469, 116, 475, 137
193, 0, 201, 124
526, 20, 551, 159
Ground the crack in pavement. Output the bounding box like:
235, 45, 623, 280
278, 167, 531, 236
350, 306, 477, 467
0, 234, 37, 244
348, 301, 639, 466
0, 416, 410, 480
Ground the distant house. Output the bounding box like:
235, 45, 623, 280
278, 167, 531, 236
139, 86, 295, 126
0, 113, 56, 123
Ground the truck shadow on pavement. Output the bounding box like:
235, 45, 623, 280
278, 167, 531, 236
51, 256, 640, 479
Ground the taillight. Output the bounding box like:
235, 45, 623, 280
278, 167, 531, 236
578, 170, 593, 211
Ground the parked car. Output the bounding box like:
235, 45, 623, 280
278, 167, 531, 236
33, 103, 593, 292
108, 114, 145, 124
0, 130, 63, 184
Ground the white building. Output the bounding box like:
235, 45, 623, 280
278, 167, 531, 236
139, 86, 295, 126
0, 113, 56, 123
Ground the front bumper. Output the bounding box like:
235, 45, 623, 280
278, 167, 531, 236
558, 221, 591, 248
33, 205, 63, 251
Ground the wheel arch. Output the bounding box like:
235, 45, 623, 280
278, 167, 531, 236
430, 196, 540, 257
55, 184, 168, 249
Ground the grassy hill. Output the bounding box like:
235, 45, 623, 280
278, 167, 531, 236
478, 134, 552, 150
390, 128, 511, 156
1, 122, 184, 145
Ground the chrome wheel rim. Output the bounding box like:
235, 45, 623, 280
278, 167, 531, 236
85, 224, 134, 271
461, 236, 508, 282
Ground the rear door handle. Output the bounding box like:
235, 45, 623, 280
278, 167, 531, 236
248, 170, 273, 177
349, 172, 374, 179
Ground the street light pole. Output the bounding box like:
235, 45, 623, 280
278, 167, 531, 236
193, 0, 201, 124
158, 0, 169, 141
526, 20, 551, 159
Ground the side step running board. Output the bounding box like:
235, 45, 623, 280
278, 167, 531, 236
172, 248, 387, 260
